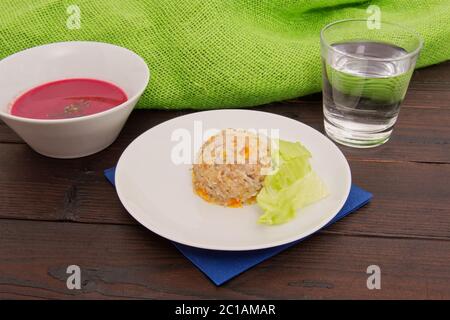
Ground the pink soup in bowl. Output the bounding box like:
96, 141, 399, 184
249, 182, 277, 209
0, 41, 150, 158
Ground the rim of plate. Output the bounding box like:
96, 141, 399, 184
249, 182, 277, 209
115, 109, 352, 251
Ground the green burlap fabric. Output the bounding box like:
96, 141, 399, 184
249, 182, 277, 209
1, 0, 449, 109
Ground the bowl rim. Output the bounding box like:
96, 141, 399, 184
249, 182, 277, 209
0, 41, 150, 124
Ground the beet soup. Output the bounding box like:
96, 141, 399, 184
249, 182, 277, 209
10, 78, 128, 120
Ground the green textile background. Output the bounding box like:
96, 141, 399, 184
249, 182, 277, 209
1, 0, 449, 109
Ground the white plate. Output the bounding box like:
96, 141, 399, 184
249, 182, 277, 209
116, 110, 351, 251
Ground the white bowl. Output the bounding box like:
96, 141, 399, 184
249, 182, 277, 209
0, 41, 150, 158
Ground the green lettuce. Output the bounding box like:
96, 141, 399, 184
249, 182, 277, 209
257, 140, 328, 225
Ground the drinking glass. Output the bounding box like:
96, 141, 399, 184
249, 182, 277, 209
320, 19, 423, 148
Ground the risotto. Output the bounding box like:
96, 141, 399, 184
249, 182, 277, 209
192, 129, 272, 207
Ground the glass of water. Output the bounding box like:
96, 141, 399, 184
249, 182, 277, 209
320, 19, 423, 148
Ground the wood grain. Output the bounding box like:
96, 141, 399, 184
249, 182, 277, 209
0, 60, 449, 300
0, 143, 449, 239
118, 103, 438, 165
0, 218, 449, 299
2, 103, 449, 164
1, 62, 450, 163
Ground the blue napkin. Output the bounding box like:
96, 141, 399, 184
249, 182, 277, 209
105, 167, 372, 286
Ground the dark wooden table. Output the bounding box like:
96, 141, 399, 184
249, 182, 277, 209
1, 62, 449, 300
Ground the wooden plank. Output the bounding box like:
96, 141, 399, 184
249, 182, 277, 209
0, 142, 133, 224
412, 60, 450, 83
256, 102, 450, 163
0, 121, 21, 143
1, 94, 449, 164
0, 142, 449, 239
338, 106, 450, 163
332, 161, 450, 240
403, 82, 450, 109
1, 61, 449, 150
0, 218, 449, 299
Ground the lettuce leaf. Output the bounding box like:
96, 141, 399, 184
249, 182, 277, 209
257, 140, 328, 225
278, 140, 311, 161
